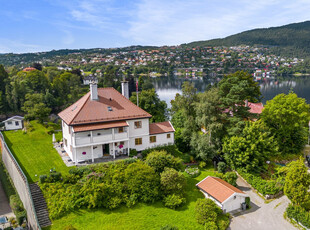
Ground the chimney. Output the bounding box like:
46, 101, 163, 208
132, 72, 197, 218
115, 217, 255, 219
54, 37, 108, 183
90, 81, 98, 101
121, 81, 129, 99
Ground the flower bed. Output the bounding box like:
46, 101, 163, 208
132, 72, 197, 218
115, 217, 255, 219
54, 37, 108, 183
185, 167, 200, 178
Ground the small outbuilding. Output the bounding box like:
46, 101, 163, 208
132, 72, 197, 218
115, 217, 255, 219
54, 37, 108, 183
196, 176, 248, 213
3, 116, 24, 130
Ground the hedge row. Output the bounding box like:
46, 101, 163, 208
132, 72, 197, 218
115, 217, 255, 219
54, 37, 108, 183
286, 204, 310, 228
238, 171, 283, 195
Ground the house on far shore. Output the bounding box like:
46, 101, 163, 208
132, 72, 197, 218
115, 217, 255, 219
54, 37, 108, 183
196, 176, 249, 213
83, 75, 98, 85
3, 116, 24, 130
58, 81, 175, 164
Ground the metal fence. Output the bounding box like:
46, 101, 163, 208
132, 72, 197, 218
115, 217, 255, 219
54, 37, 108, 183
0, 132, 41, 230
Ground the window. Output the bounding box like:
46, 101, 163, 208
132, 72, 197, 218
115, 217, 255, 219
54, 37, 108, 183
135, 138, 142, 145
134, 121, 142, 129
64, 138, 67, 147
120, 141, 125, 145
150, 136, 156, 143
15, 121, 19, 126
167, 133, 171, 139
8, 121, 12, 125
118, 127, 124, 133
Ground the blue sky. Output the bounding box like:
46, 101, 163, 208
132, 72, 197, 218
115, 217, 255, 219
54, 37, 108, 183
1, 0, 310, 53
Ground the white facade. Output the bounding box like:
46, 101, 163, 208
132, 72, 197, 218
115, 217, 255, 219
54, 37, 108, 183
62, 118, 174, 163
3, 116, 24, 130
200, 190, 248, 213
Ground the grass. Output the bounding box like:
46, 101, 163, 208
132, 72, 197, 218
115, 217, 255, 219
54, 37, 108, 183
2, 121, 71, 183
43, 169, 222, 230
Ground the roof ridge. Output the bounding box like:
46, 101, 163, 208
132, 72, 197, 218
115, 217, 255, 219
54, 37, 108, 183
106, 87, 152, 118
69, 92, 90, 125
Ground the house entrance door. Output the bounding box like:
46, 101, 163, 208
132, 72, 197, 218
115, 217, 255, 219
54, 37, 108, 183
102, 144, 109, 155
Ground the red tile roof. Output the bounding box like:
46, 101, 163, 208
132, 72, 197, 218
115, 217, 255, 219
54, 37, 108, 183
149, 121, 174, 135
73, 120, 128, 132
58, 88, 152, 125
23, 67, 36, 72
248, 102, 264, 114
196, 176, 245, 203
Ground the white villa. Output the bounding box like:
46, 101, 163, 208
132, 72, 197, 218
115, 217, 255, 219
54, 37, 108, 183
3, 116, 24, 130
58, 82, 175, 164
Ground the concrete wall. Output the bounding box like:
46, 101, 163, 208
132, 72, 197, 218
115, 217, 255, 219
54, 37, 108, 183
223, 195, 246, 213
0, 132, 41, 230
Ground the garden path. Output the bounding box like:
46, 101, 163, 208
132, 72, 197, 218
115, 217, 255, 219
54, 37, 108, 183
228, 177, 296, 230
0, 180, 13, 217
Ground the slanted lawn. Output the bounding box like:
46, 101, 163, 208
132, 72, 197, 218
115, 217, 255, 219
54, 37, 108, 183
3, 121, 71, 183
44, 169, 222, 230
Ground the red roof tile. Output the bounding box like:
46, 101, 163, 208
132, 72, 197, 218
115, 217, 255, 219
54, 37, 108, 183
58, 88, 152, 125
149, 121, 174, 135
248, 102, 264, 114
73, 120, 128, 132
196, 176, 245, 203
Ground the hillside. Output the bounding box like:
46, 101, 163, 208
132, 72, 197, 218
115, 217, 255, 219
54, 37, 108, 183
184, 21, 310, 57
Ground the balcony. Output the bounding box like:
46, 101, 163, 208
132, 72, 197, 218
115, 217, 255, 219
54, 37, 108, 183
75, 128, 128, 146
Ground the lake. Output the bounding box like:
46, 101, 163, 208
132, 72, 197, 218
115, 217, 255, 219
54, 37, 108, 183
151, 76, 310, 107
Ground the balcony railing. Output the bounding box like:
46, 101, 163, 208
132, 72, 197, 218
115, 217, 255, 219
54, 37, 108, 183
75, 131, 128, 146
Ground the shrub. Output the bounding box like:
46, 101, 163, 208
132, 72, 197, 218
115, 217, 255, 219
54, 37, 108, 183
69, 167, 92, 177
204, 221, 218, 230
160, 168, 187, 196
160, 225, 179, 230
163, 194, 186, 209
238, 171, 283, 195
286, 204, 310, 228
39, 174, 47, 184
47, 126, 55, 135
245, 197, 250, 208
63, 225, 78, 230
48, 172, 62, 182
141, 144, 184, 159
15, 211, 26, 226
199, 161, 206, 169
123, 158, 137, 164
185, 167, 200, 178
217, 162, 226, 173
10, 195, 26, 225
222, 172, 237, 187
129, 148, 138, 157
195, 198, 221, 225
145, 151, 183, 173
63, 174, 79, 184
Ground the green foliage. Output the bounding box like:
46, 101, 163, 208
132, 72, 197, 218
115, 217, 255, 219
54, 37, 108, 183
195, 198, 221, 225
48, 172, 62, 182
163, 194, 186, 209
145, 150, 183, 173
204, 221, 218, 230
0, 162, 16, 199
130, 88, 167, 122
141, 144, 183, 158
185, 167, 201, 178
286, 204, 310, 228
160, 168, 187, 196
223, 121, 278, 172
261, 92, 310, 155
199, 161, 206, 169
22, 93, 51, 122
284, 158, 310, 208
245, 197, 250, 208
41, 161, 162, 219
39, 175, 47, 184
190, 132, 217, 161
129, 148, 138, 157
222, 172, 238, 187
238, 171, 283, 195
9, 195, 26, 225
160, 225, 179, 230
63, 225, 78, 230
217, 162, 226, 173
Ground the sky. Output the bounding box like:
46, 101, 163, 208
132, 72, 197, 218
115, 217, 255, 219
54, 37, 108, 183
1, 0, 310, 53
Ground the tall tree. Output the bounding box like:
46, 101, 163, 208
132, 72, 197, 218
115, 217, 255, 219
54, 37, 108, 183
0, 65, 9, 112
261, 92, 310, 155
22, 93, 51, 122
130, 89, 167, 123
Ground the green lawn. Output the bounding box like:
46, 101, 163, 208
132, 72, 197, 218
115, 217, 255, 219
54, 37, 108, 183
3, 121, 71, 183
44, 169, 221, 230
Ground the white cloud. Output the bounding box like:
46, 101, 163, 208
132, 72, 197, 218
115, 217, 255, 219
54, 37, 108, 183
0, 38, 46, 53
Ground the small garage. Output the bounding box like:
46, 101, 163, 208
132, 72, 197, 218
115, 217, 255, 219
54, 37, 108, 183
196, 176, 248, 213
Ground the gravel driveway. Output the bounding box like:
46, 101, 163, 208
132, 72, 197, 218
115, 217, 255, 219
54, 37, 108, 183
229, 177, 296, 230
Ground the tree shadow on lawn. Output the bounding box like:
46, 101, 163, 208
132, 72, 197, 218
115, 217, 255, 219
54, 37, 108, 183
2, 133, 34, 183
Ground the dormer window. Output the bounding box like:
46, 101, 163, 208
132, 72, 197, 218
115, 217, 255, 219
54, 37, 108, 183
107, 106, 113, 111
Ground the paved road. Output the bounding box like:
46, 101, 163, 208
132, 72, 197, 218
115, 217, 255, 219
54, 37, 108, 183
0, 180, 13, 217
229, 177, 296, 230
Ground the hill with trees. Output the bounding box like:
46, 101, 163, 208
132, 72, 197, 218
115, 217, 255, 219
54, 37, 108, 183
184, 21, 310, 57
